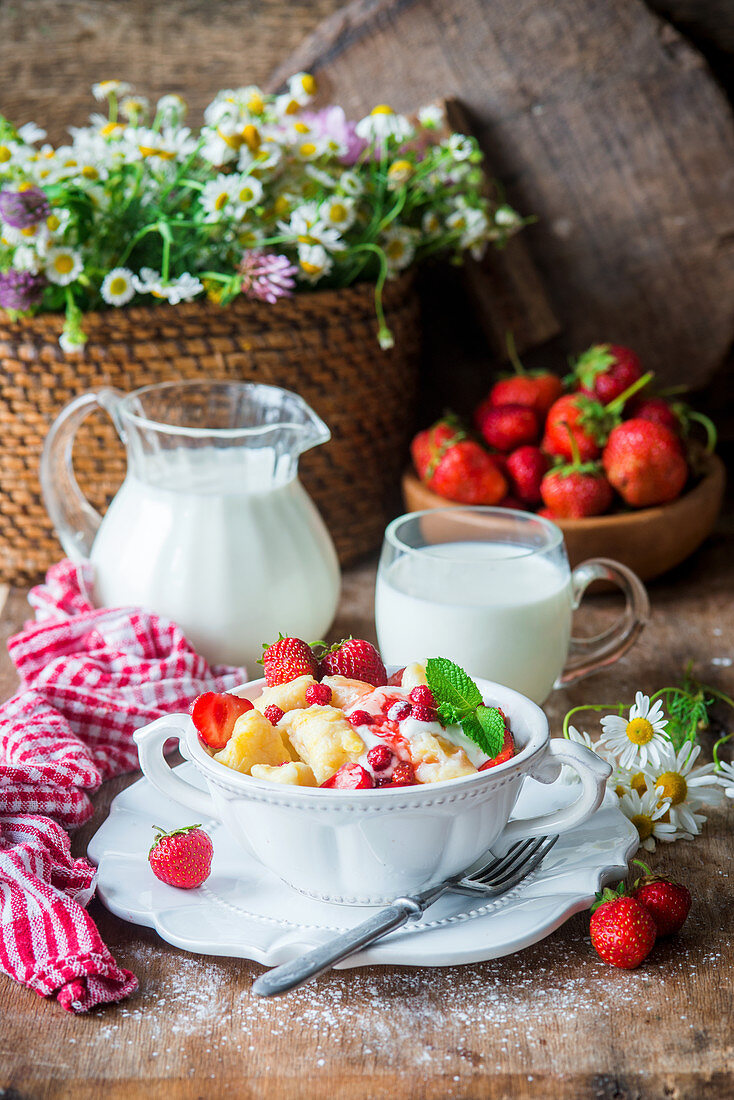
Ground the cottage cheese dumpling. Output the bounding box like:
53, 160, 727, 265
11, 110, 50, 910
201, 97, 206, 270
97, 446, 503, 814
320, 674, 373, 711
251, 761, 317, 786
253, 675, 316, 715
215, 709, 292, 774
287, 705, 365, 784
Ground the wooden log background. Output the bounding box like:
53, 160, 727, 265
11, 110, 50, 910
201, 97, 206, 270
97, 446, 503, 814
1, 0, 733, 439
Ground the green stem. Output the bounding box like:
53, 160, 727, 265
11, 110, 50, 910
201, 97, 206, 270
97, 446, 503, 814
506, 330, 524, 375
158, 221, 173, 282
686, 409, 717, 453
606, 371, 654, 414
561, 703, 624, 739
713, 732, 733, 770
349, 242, 391, 347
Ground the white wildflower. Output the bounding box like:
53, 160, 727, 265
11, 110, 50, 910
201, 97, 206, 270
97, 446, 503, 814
599, 692, 670, 770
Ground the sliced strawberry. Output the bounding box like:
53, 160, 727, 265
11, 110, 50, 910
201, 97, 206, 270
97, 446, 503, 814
190, 692, 253, 751
479, 729, 516, 770
321, 763, 375, 789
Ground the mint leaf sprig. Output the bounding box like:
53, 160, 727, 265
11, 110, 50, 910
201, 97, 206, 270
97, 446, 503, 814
425, 657, 506, 759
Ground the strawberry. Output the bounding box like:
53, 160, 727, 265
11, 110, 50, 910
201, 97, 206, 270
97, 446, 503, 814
261, 635, 318, 686
148, 824, 213, 889
603, 419, 688, 507
505, 445, 548, 506
321, 763, 374, 789
264, 704, 285, 725
411, 416, 465, 481
497, 494, 524, 510
543, 372, 652, 462
348, 709, 376, 726
306, 682, 332, 706
631, 861, 691, 935
589, 887, 657, 969
389, 761, 417, 787
486, 334, 563, 417
320, 638, 387, 686
570, 344, 642, 404
366, 744, 394, 772
541, 463, 613, 518
387, 667, 406, 686
478, 728, 515, 769
426, 439, 507, 504
190, 692, 253, 751
625, 396, 681, 435
474, 402, 539, 452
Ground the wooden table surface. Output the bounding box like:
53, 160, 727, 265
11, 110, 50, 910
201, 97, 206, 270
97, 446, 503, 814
1, 522, 733, 1099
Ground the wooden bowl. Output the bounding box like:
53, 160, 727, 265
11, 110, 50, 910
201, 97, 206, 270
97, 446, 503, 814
401, 453, 726, 582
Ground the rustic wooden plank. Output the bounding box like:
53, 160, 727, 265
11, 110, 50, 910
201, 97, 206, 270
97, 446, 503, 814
0, 513, 732, 1096
269, 0, 734, 388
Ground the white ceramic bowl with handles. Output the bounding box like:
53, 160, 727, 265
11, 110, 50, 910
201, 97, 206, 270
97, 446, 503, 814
134, 676, 611, 906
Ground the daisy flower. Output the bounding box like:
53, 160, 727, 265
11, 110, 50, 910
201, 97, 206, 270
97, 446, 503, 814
446, 200, 489, 254
101, 267, 135, 307
133, 126, 196, 165
200, 175, 238, 221
382, 225, 416, 274
618, 787, 676, 852
45, 246, 83, 286
133, 268, 203, 303
643, 742, 723, 839
120, 96, 149, 124
92, 80, 133, 102
287, 72, 318, 106
230, 174, 264, 215
338, 171, 363, 197
297, 243, 332, 283
441, 134, 475, 161
155, 94, 187, 126
717, 760, 734, 799
355, 105, 413, 145
319, 196, 356, 231
418, 105, 445, 130
599, 692, 670, 770
387, 159, 415, 190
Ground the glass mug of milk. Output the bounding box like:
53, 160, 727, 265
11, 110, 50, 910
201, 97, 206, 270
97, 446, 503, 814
375, 507, 649, 704
41, 381, 340, 668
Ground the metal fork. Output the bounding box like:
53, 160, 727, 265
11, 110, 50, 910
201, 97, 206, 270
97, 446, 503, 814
252, 834, 559, 997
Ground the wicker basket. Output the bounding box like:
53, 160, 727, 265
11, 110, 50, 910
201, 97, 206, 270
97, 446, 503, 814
0, 275, 420, 585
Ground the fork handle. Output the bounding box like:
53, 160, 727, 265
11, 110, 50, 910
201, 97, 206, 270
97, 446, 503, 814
253, 898, 423, 997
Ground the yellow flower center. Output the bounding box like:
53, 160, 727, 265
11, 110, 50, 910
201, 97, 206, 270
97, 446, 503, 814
655, 771, 687, 806
63, 159, 77, 168
100, 122, 122, 137
293, 122, 311, 134
81, 166, 99, 180
630, 814, 653, 842
18, 181, 33, 192
274, 195, 290, 216
299, 142, 317, 157
284, 98, 300, 116
329, 202, 348, 223
214, 192, 229, 211
139, 145, 175, 160
54, 255, 74, 275
626, 717, 655, 745
389, 159, 413, 178
386, 240, 405, 259
300, 260, 322, 275
371, 104, 394, 115
108, 276, 128, 296
47, 214, 61, 232
301, 74, 317, 96
242, 124, 261, 152
238, 186, 255, 203
630, 771, 647, 795
247, 93, 265, 115
0, 146, 10, 163
20, 226, 37, 237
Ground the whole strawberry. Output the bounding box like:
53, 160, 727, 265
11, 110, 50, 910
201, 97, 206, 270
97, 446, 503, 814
631, 862, 691, 935
474, 402, 539, 452
571, 343, 642, 404
505, 445, 548, 505
320, 638, 387, 686
603, 419, 688, 507
590, 887, 657, 969
541, 463, 613, 518
543, 372, 652, 462
261, 635, 318, 686
625, 396, 681, 435
411, 416, 465, 481
427, 439, 507, 504
486, 334, 563, 417
149, 824, 213, 889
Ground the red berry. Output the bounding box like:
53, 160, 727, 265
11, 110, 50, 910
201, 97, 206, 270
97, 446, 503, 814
478, 729, 516, 769
409, 686, 436, 707
489, 372, 563, 418
367, 744, 394, 772
589, 894, 657, 969
387, 700, 412, 722
320, 638, 387, 687
542, 394, 605, 461
410, 704, 438, 724
626, 396, 681, 435
603, 419, 688, 508
572, 344, 642, 405
475, 402, 539, 452
264, 704, 285, 725
306, 683, 333, 707
497, 494, 524, 510
387, 667, 406, 686
348, 709, 375, 727
321, 763, 374, 789
390, 762, 417, 787
375, 776, 393, 788
426, 440, 507, 505
190, 692, 253, 752
261, 636, 317, 686
505, 445, 549, 506
632, 877, 691, 936
148, 824, 213, 889
540, 464, 614, 519
411, 418, 466, 481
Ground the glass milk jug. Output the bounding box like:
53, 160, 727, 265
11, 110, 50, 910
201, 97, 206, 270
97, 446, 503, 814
41, 380, 340, 668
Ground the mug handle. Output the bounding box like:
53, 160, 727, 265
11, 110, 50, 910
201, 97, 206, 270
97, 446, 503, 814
40, 387, 125, 560
501, 739, 611, 842
134, 716, 220, 820
555, 557, 650, 690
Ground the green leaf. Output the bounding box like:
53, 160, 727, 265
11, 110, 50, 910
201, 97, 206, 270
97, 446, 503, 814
437, 701, 462, 727
425, 657, 483, 718
475, 706, 506, 758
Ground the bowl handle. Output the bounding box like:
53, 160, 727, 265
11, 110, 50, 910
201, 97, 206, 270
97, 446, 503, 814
500, 740, 611, 842
134, 716, 219, 820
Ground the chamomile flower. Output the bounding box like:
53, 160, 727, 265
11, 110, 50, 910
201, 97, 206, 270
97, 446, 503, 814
230, 174, 264, 215
355, 105, 413, 145
717, 760, 734, 799
387, 159, 414, 190
338, 171, 363, 197
599, 692, 670, 770
101, 267, 135, 306
120, 96, 149, 124
618, 787, 676, 852
45, 246, 82, 285
382, 225, 417, 274
133, 126, 196, 165
293, 136, 328, 161
92, 80, 133, 102
288, 72, 318, 106
297, 242, 332, 283
643, 742, 723, 839
442, 134, 475, 161
320, 196, 356, 231
133, 268, 202, 304
58, 330, 86, 354
422, 210, 442, 236
418, 105, 445, 130
446, 200, 489, 254
156, 94, 187, 126
283, 205, 345, 252
200, 175, 238, 221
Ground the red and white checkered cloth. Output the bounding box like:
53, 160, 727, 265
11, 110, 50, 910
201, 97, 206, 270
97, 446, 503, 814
0, 560, 245, 1013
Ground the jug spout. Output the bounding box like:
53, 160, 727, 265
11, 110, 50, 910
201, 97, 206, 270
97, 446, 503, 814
286, 394, 331, 455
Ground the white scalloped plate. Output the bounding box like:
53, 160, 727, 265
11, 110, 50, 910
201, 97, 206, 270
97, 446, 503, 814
88, 764, 638, 968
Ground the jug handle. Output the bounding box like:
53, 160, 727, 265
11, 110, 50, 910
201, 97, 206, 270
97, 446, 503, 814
40, 388, 124, 561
